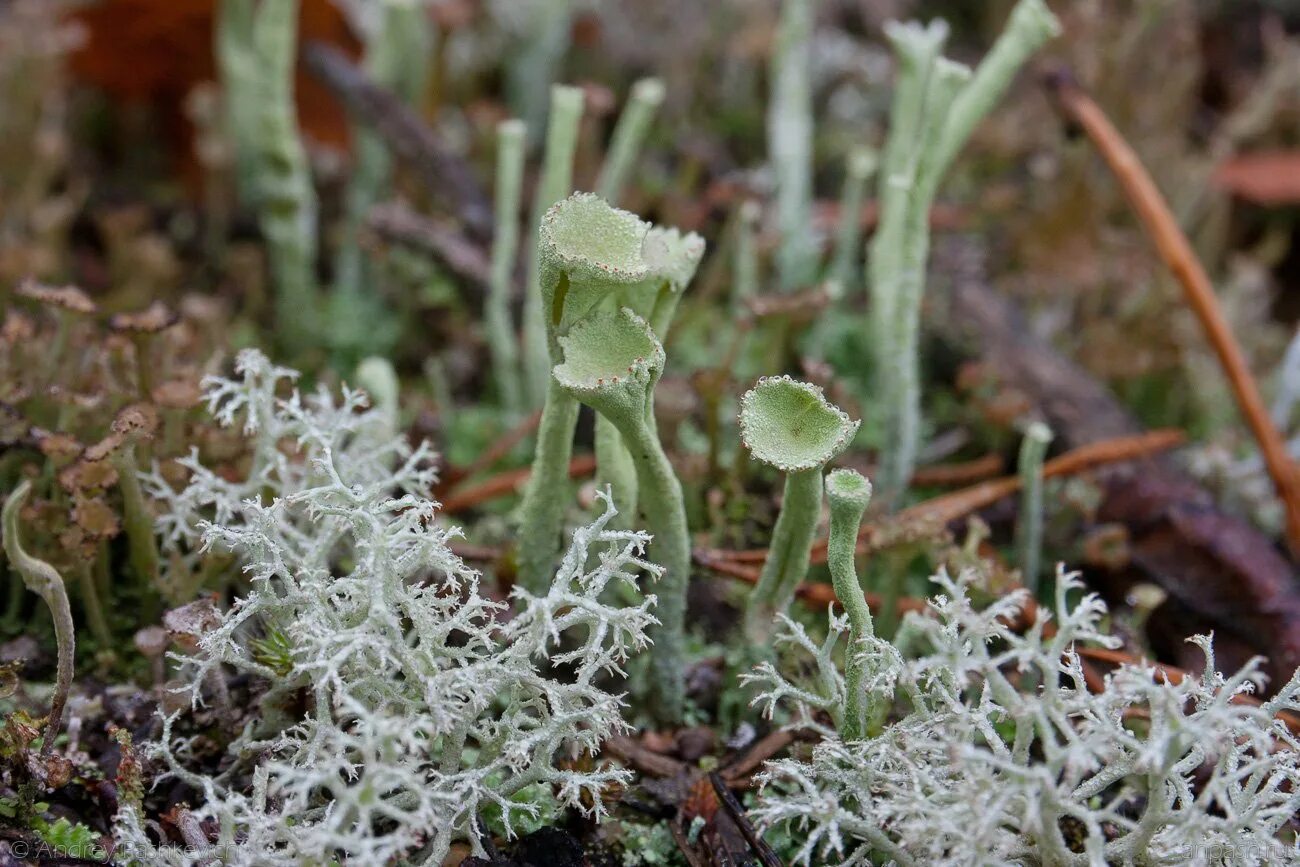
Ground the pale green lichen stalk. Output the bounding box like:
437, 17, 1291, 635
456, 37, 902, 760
251, 0, 321, 353
768, 0, 817, 292
596, 77, 666, 204
824, 468, 875, 741
215, 0, 259, 204
828, 147, 877, 292
488, 119, 527, 413
3, 481, 74, 757
553, 308, 690, 722
740, 377, 858, 642
596, 223, 705, 524
869, 0, 1059, 506
1015, 421, 1053, 595
593, 77, 672, 524
522, 85, 585, 407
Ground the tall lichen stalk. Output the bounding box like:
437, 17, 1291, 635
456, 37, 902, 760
1015, 421, 1053, 595
739, 377, 858, 643
248, 0, 320, 353
593, 78, 666, 524
768, 0, 817, 293
3, 481, 74, 757
553, 309, 692, 721
869, 0, 1060, 506
215, 0, 259, 205
516, 194, 702, 721
521, 86, 585, 408
824, 469, 875, 741
487, 119, 527, 413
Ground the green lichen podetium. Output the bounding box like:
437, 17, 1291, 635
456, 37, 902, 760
869, 0, 1059, 508
768, 0, 817, 294
487, 119, 528, 414
1015, 421, 1053, 596
553, 308, 689, 722
740, 377, 858, 644
516, 194, 652, 595
824, 468, 875, 741
522, 85, 586, 408
590, 77, 670, 525
596, 222, 705, 524
2, 481, 74, 757
252, 0, 321, 354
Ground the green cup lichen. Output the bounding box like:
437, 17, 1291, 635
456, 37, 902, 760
740, 376, 858, 642
516, 194, 651, 597
553, 307, 689, 721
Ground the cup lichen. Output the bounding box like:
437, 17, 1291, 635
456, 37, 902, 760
553, 307, 690, 721
740, 376, 858, 642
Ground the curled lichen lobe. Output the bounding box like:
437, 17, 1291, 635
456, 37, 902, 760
738, 376, 859, 472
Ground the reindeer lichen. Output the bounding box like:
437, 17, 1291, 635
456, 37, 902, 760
124, 351, 660, 865
747, 568, 1300, 865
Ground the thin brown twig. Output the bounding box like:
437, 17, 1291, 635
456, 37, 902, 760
603, 734, 689, 779
303, 41, 493, 238
439, 409, 542, 492
719, 729, 801, 784
703, 429, 1184, 566
668, 822, 709, 867
909, 452, 1004, 487
1075, 645, 1300, 737
1047, 68, 1300, 559
366, 202, 493, 301
709, 772, 785, 867
439, 454, 597, 514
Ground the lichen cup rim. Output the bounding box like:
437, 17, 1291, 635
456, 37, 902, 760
739, 376, 859, 473
553, 307, 665, 395
539, 192, 652, 287
826, 467, 873, 510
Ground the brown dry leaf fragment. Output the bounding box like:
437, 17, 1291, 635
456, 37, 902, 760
58, 457, 119, 493
70, 495, 120, 540
15, 277, 96, 315
163, 596, 222, 652
108, 300, 180, 335
1212, 151, 1300, 206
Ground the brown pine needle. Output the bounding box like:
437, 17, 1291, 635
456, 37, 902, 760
1047, 68, 1300, 559
440, 454, 597, 514
702, 428, 1184, 566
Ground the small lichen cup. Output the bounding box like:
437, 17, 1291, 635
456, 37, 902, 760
552, 307, 689, 722
740, 376, 859, 643
517, 194, 655, 595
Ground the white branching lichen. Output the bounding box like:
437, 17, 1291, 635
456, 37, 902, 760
747, 568, 1300, 866
123, 349, 660, 865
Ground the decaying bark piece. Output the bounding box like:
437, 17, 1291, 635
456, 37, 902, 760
366, 201, 492, 301
938, 237, 1300, 687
